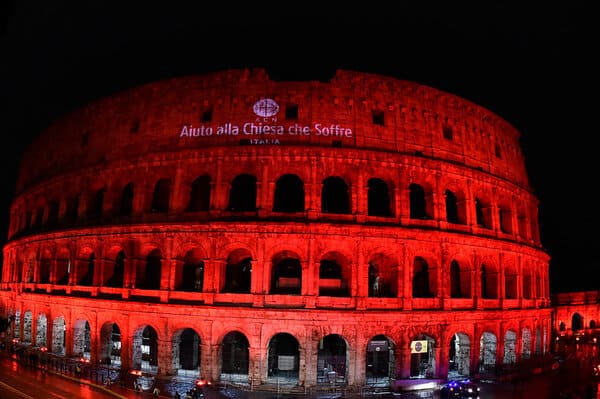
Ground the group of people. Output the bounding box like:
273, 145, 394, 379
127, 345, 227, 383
173, 386, 202, 399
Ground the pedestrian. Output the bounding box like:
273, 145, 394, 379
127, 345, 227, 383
153, 386, 160, 397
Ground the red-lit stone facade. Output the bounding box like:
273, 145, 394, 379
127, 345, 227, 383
553, 291, 600, 337
1, 69, 552, 389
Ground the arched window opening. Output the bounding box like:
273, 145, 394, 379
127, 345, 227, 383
479, 332, 497, 373
52, 316, 66, 356
448, 333, 470, 378
137, 249, 162, 290
273, 174, 305, 213
65, 194, 80, 223
223, 249, 252, 293
368, 253, 398, 297
559, 322, 566, 332
504, 267, 518, 299
321, 176, 350, 214
89, 188, 105, 219
317, 334, 347, 384
100, 323, 121, 367
449, 261, 462, 298
521, 328, 532, 360
39, 258, 51, 284
174, 328, 201, 376
475, 197, 492, 229
120, 182, 134, 216
228, 174, 257, 212
221, 331, 249, 379
55, 251, 70, 285
366, 335, 395, 385
106, 250, 125, 288
151, 178, 171, 213
267, 333, 300, 382
409, 334, 436, 378
133, 326, 158, 372
412, 257, 433, 298
499, 206, 513, 234
572, 313, 583, 331
319, 252, 350, 297
22, 311, 32, 343
188, 175, 211, 212
445, 189, 459, 224
368, 178, 392, 217
36, 314, 47, 347
409, 183, 430, 219
77, 253, 95, 286
522, 272, 533, 299
73, 320, 91, 360
177, 249, 204, 292
47, 200, 60, 226
503, 330, 517, 365
271, 254, 302, 295
480, 264, 497, 299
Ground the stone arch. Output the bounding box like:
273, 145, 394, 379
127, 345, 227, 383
228, 174, 257, 212
39, 250, 52, 284
150, 178, 171, 213
223, 248, 253, 293
521, 328, 532, 360
497, 197, 514, 234
368, 252, 398, 297
172, 328, 201, 376
187, 175, 211, 212
522, 265, 533, 299
503, 330, 517, 364
412, 256, 436, 298
572, 313, 583, 331
105, 248, 126, 288
273, 174, 305, 213
271, 250, 302, 295
176, 248, 205, 292
479, 332, 497, 373
448, 259, 471, 298
36, 313, 48, 347
55, 246, 71, 285
409, 183, 433, 220
409, 333, 436, 378
76, 246, 95, 286
132, 325, 159, 372
100, 322, 121, 367
322, 176, 351, 214
119, 182, 134, 216
52, 316, 66, 355
504, 263, 518, 299
444, 186, 467, 225
319, 251, 351, 297
366, 334, 395, 385
73, 319, 91, 360
367, 177, 393, 217
317, 334, 349, 384
448, 332, 470, 378
480, 260, 498, 299
267, 332, 300, 383
137, 248, 162, 290
23, 310, 33, 343
474, 193, 493, 229
220, 331, 250, 381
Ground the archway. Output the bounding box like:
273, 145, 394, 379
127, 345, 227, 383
188, 175, 211, 212
105, 250, 125, 288
366, 335, 394, 386
273, 174, 304, 213
137, 249, 162, 290
572, 313, 583, 331
321, 176, 350, 214
367, 178, 392, 217
133, 326, 158, 373
36, 314, 47, 347
77, 252, 95, 286
267, 333, 300, 384
271, 252, 302, 295
23, 311, 32, 343
368, 253, 398, 297
223, 249, 252, 293
228, 174, 257, 211
52, 316, 66, 355
521, 328, 532, 360
221, 331, 249, 382
412, 257, 434, 298
73, 320, 91, 360
173, 328, 201, 377
317, 334, 347, 384
448, 333, 470, 378
409, 183, 430, 219
409, 334, 436, 378
479, 332, 497, 373
503, 330, 517, 365
177, 249, 204, 292
319, 252, 351, 297
100, 323, 121, 367
150, 178, 171, 213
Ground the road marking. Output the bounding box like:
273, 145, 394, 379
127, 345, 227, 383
0, 380, 35, 399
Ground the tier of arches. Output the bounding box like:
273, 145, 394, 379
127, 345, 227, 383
3, 240, 549, 303
9, 165, 539, 247
6, 308, 549, 386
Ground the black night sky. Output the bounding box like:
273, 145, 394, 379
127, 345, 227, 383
0, 2, 597, 293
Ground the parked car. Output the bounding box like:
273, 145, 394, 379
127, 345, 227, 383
440, 379, 480, 398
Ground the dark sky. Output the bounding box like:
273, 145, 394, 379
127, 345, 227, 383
0, 2, 597, 293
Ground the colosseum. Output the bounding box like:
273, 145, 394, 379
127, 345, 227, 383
0, 68, 552, 390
